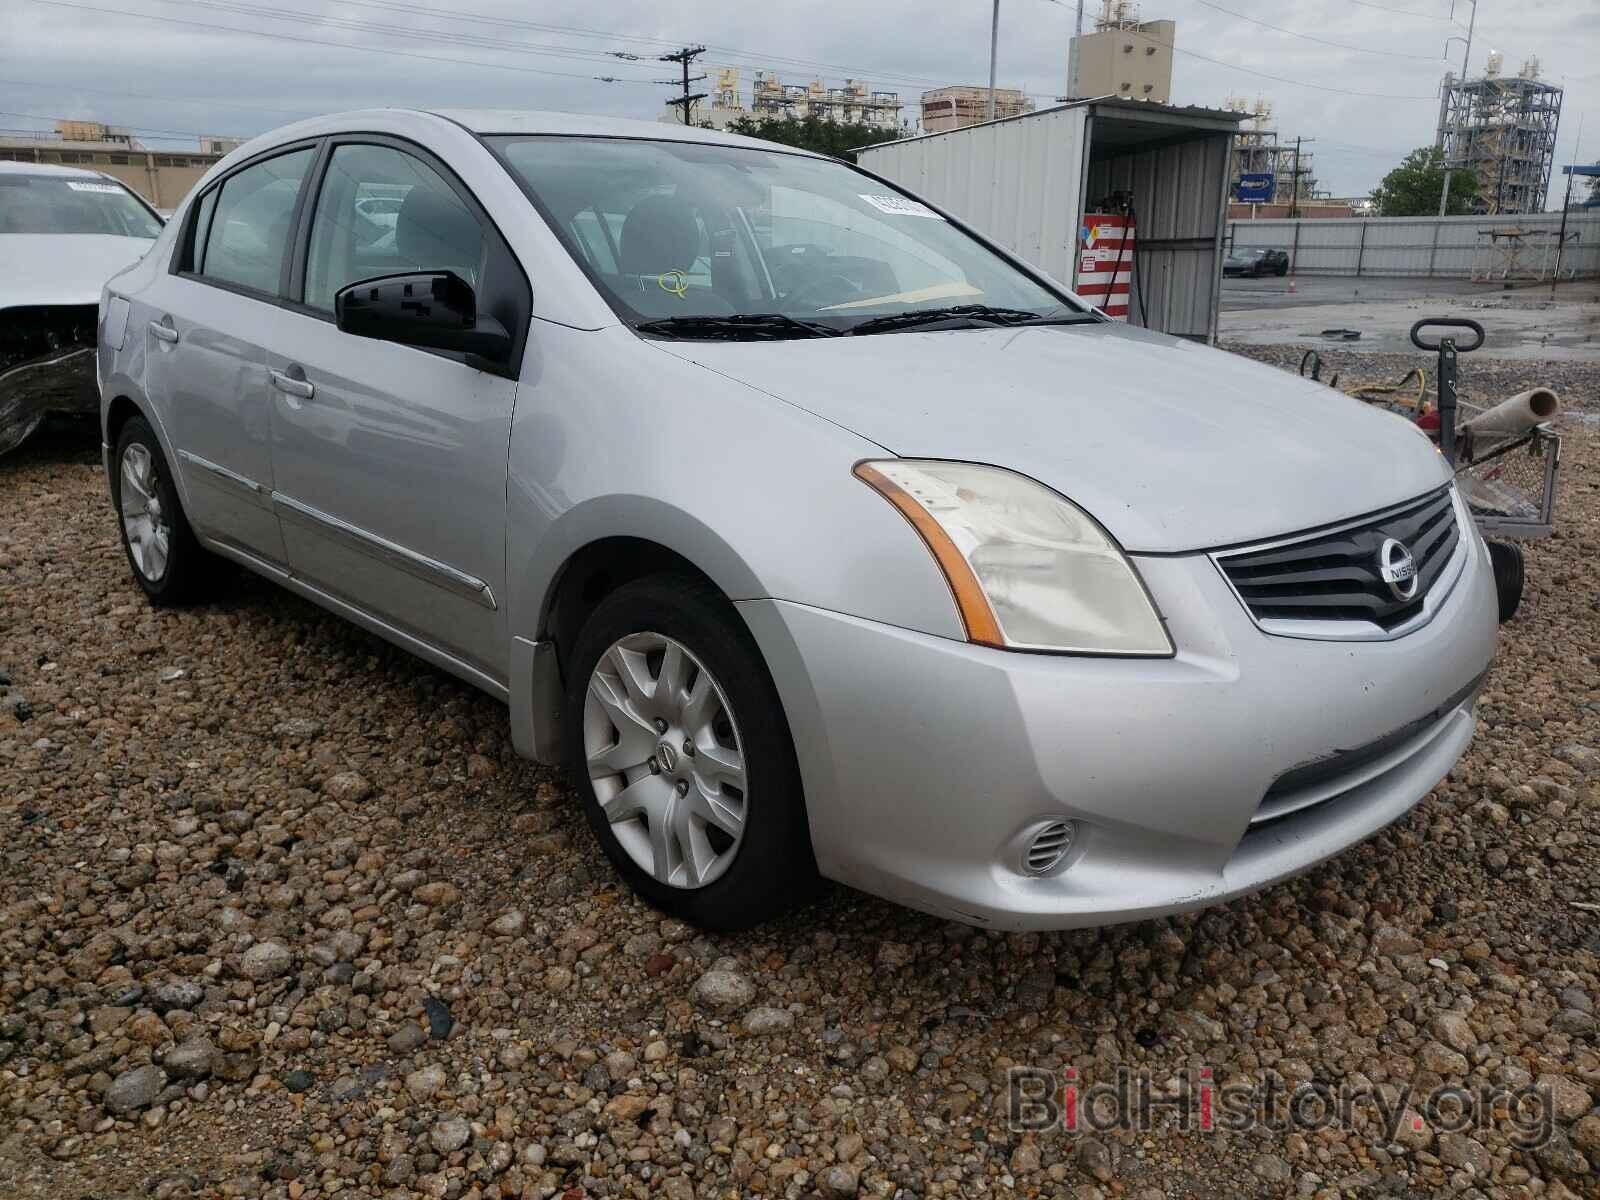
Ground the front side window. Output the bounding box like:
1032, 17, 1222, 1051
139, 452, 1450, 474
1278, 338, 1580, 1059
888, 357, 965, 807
488, 136, 1078, 332
198, 147, 314, 294
0, 173, 161, 238
303, 143, 484, 312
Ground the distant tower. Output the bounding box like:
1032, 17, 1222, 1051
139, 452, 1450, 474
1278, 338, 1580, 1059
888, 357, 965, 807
1436, 49, 1563, 213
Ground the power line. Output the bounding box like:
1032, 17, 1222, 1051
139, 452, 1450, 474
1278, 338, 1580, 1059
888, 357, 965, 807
0, 76, 308, 120
28, 0, 668, 84
1192, 0, 1444, 60
153, 0, 661, 73
1344, 0, 1462, 20
1114, 24, 1440, 99
0, 110, 219, 142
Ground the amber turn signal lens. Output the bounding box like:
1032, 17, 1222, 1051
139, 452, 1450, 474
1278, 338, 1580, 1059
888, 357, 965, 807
854, 462, 1005, 647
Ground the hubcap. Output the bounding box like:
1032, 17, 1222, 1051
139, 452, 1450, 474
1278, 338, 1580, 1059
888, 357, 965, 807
119, 443, 171, 582
583, 632, 747, 889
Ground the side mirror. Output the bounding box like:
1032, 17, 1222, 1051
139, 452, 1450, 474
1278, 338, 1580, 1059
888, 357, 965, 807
334, 271, 511, 364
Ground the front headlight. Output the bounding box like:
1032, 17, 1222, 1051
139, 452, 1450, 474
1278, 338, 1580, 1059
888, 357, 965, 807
855, 460, 1173, 656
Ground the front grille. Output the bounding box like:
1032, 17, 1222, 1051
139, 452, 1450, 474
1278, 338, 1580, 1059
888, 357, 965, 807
1216, 487, 1459, 629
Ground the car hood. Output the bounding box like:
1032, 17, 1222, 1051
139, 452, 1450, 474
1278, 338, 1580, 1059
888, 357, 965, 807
0, 235, 155, 308
652, 322, 1450, 553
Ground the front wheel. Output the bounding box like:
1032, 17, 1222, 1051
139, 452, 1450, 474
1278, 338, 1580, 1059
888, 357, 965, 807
563, 575, 818, 931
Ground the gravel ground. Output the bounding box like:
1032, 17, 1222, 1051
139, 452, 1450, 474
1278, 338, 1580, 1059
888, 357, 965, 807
2, 348, 1597, 1200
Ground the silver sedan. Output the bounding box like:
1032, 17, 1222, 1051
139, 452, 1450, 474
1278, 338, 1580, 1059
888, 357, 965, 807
97, 109, 1497, 931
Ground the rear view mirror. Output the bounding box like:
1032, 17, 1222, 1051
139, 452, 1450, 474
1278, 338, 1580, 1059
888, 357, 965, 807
334, 271, 511, 364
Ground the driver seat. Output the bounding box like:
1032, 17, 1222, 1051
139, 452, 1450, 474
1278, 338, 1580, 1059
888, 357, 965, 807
618, 194, 701, 282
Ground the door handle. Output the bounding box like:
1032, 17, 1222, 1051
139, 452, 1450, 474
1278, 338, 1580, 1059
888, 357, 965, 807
269, 369, 315, 401
149, 320, 179, 344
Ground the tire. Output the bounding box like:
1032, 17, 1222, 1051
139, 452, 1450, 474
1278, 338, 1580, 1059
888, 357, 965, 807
1487, 541, 1524, 623
111, 416, 218, 605
563, 574, 818, 931
1276, 264, 1288, 277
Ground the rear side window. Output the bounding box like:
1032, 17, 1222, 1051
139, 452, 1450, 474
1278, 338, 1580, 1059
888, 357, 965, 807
302, 143, 484, 312
196, 147, 313, 295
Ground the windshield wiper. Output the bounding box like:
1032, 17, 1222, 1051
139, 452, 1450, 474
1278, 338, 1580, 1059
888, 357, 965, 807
635, 314, 841, 341
846, 304, 1098, 335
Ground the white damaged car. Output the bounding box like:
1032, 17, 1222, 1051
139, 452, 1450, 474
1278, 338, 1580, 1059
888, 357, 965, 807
1, 161, 162, 455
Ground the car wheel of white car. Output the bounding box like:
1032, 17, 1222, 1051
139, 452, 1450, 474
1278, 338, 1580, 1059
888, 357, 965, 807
113, 416, 216, 605
565, 574, 818, 931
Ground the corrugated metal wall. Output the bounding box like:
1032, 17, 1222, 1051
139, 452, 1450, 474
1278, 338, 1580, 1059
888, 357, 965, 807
858, 107, 1235, 341
1228, 213, 1600, 279
858, 107, 1090, 289
1085, 134, 1230, 339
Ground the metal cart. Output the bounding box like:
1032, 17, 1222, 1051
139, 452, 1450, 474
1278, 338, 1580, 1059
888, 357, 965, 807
1412, 317, 1559, 620
1299, 317, 1561, 622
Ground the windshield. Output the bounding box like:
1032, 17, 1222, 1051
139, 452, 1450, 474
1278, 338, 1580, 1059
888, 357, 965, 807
489, 136, 1079, 333
0, 174, 162, 238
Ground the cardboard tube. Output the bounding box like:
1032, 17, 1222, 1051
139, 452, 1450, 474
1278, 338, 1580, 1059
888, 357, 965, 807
1461, 388, 1560, 436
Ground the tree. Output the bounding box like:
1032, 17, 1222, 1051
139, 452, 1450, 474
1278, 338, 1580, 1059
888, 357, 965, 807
1370, 145, 1479, 216
723, 114, 897, 159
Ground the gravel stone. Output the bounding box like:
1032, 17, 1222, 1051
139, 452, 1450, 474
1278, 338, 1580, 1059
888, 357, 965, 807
162, 1038, 216, 1081
238, 940, 292, 981
149, 980, 205, 1014
406, 1064, 447, 1101
322, 770, 372, 802
103, 1065, 165, 1114
743, 1006, 795, 1035
429, 1117, 471, 1153
692, 968, 755, 1011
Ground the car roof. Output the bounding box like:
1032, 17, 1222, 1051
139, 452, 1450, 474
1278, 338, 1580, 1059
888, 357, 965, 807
0, 159, 118, 182
425, 107, 824, 156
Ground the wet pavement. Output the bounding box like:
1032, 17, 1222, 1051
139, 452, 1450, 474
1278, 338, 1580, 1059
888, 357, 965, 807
1220, 276, 1600, 361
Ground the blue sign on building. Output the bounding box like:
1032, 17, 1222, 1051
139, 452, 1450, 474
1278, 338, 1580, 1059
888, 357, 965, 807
1236, 173, 1275, 203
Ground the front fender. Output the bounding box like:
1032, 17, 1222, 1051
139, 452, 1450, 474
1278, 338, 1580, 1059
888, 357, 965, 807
504, 323, 965, 647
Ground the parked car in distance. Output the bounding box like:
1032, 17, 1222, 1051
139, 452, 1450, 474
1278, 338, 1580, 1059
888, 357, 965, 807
1224, 246, 1290, 277
98, 110, 1498, 932
2, 161, 162, 456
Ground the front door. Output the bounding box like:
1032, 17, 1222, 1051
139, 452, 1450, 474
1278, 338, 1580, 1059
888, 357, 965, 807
144, 146, 316, 565
267, 140, 521, 681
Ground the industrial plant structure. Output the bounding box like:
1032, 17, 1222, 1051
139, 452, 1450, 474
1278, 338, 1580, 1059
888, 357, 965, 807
1435, 53, 1564, 215
1067, 0, 1175, 103
1223, 97, 1318, 207
920, 86, 1034, 133
666, 67, 904, 132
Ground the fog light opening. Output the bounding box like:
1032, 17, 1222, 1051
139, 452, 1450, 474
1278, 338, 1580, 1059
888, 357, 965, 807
1021, 820, 1076, 876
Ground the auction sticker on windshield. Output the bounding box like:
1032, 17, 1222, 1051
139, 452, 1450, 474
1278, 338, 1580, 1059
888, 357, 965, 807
858, 194, 943, 219
66, 181, 124, 194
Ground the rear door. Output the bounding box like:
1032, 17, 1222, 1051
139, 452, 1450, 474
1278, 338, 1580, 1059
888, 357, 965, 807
265, 137, 528, 682
141, 144, 316, 565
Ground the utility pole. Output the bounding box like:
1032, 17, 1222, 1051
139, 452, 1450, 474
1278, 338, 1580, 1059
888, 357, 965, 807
660, 45, 708, 125
987, 0, 1001, 121
1289, 136, 1312, 219
1067, 0, 1085, 99
1439, 0, 1477, 215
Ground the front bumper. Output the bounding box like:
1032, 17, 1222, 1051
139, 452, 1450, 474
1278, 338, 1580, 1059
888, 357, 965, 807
740, 525, 1498, 930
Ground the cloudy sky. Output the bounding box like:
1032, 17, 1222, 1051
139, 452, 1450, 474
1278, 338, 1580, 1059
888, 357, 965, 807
2, 0, 1596, 201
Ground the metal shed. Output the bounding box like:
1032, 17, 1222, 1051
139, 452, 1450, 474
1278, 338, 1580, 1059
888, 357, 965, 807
857, 98, 1244, 342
